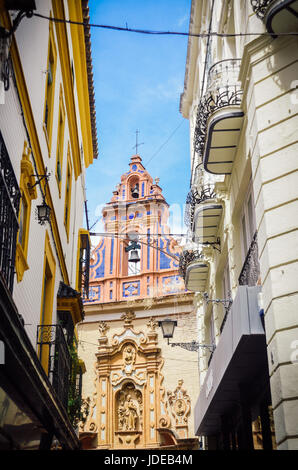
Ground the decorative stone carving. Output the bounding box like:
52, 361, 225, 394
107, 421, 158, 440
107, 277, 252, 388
116, 383, 142, 432
121, 310, 136, 327
167, 380, 191, 438
147, 316, 158, 331
98, 321, 109, 337
122, 343, 136, 375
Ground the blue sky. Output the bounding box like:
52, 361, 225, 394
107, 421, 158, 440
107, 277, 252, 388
86, 0, 191, 234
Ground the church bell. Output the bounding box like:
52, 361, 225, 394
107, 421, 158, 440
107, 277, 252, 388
129, 249, 140, 263
131, 183, 139, 199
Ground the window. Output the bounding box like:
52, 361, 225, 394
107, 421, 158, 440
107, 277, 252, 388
17, 194, 28, 250
240, 185, 256, 260
15, 143, 37, 282
38, 231, 56, 374
55, 88, 65, 196
64, 146, 72, 241
43, 22, 57, 152
0, 131, 21, 293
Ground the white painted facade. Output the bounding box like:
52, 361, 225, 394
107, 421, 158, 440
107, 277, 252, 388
0, 0, 93, 346
180, 0, 298, 450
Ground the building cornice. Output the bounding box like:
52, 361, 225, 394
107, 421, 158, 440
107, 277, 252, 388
179, 0, 203, 119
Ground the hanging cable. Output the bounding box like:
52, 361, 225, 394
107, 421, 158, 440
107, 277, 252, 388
32, 12, 298, 38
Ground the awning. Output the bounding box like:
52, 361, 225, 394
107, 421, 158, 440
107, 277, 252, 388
194, 286, 268, 436
203, 107, 244, 175
264, 0, 298, 36
193, 201, 223, 245
185, 261, 209, 292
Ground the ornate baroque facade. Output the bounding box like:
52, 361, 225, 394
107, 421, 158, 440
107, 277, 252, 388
78, 155, 199, 450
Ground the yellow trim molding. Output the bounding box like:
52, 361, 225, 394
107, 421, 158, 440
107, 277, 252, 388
67, 0, 94, 168
64, 143, 72, 242
52, 0, 82, 179
57, 296, 83, 325
39, 230, 56, 373
43, 17, 57, 155
55, 85, 66, 197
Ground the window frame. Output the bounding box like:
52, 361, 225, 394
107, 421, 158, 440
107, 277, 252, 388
43, 20, 57, 154
55, 87, 66, 197
15, 143, 37, 282
38, 231, 56, 374
64, 144, 72, 241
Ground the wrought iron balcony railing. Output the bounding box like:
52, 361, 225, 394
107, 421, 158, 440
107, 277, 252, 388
0, 131, 21, 293
194, 59, 243, 157
238, 231, 260, 286
251, 0, 274, 19
37, 324, 71, 409
179, 249, 203, 280
185, 185, 217, 230
78, 232, 90, 299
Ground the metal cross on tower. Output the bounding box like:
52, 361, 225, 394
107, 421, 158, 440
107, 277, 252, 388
133, 129, 144, 155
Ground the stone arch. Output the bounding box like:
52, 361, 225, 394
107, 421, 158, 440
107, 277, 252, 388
128, 175, 140, 199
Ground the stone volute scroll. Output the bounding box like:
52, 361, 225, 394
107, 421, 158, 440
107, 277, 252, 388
167, 379, 191, 438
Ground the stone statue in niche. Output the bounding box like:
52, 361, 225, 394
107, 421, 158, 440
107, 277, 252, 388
125, 394, 138, 431
116, 383, 142, 432
122, 343, 136, 375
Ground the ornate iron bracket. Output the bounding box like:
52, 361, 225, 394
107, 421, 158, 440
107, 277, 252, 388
203, 292, 233, 333
169, 340, 215, 353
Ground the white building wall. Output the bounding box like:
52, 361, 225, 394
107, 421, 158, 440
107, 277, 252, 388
0, 0, 88, 346
180, 0, 298, 449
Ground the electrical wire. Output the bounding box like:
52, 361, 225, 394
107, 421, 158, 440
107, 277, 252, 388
78, 339, 199, 362
144, 120, 184, 167
32, 12, 298, 38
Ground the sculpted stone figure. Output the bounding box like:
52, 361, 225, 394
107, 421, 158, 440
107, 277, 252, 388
118, 400, 126, 430
123, 345, 136, 366
124, 394, 138, 431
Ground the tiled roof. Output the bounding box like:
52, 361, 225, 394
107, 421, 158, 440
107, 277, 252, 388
82, 0, 98, 159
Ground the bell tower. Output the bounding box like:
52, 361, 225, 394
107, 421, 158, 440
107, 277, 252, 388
79, 154, 199, 450
88, 154, 184, 303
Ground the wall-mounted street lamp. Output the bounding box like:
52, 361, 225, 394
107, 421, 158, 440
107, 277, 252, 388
28, 167, 51, 225
158, 318, 215, 353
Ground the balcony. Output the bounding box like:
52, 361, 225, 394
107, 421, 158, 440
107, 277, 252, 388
251, 0, 298, 36
179, 249, 209, 292
185, 186, 223, 247
194, 59, 244, 175
37, 324, 71, 409
78, 231, 91, 300
239, 231, 260, 286
0, 131, 21, 293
